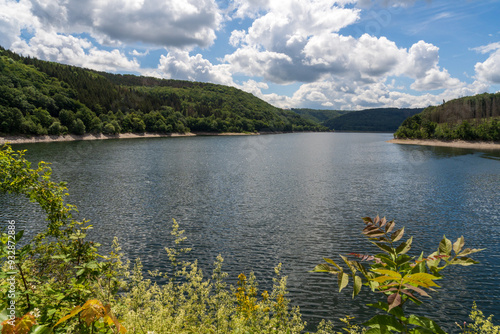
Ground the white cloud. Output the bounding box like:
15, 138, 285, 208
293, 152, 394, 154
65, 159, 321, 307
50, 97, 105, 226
410, 68, 462, 91
229, 0, 270, 19
244, 0, 360, 52
0, 0, 37, 47
91, 0, 222, 48
153, 50, 234, 86
251, 72, 486, 110
471, 42, 500, 54
223, 47, 295, 84
8, 0, 223, 49
229, 30, 247, 47
475, 49, 500, 84
12, 31, 140, 72
473, 42, 500, 84
130, 49, 149, 57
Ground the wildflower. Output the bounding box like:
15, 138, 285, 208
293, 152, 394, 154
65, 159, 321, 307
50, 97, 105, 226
30, 308, 41, 318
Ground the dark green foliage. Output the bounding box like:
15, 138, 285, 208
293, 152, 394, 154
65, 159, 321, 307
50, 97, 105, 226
395, 93, 500, 141
291, 108, 351, 123
322, 108, 423, 132
0, 46, 326, 136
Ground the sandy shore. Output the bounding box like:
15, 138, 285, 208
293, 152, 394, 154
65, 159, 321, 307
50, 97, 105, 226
0, 132, 260, 145
387, 138, 500, 150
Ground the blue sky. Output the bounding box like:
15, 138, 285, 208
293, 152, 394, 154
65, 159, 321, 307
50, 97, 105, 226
1, 0, 499, 110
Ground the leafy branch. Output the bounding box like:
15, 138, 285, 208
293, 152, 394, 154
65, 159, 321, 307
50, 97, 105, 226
312, 216, 484, 333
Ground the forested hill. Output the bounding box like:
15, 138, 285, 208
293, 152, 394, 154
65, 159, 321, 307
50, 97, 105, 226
290, 108, 351, 124
0, 46, 326, 136
395, 93, 500, 141
322, 108, 423, 132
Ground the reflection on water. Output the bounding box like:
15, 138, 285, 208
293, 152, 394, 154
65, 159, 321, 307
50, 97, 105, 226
1, 133, 499, 331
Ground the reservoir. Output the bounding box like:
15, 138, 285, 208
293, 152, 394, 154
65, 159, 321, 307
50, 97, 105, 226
2, 132, 499, 331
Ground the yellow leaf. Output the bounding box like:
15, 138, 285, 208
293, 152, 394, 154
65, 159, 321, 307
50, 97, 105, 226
14, 314, 37, 334
403, 273, 441, 288
80, 299, 106, 326
54, 305, 83, 328
371, 276, 400, 284
372, 269, 402, 280
1, 318, 15, 334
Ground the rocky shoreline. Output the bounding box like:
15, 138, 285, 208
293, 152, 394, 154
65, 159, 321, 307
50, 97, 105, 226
0, 132, 259, 145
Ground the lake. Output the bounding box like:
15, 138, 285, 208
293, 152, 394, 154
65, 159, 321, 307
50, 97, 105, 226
2, 132, 499, 331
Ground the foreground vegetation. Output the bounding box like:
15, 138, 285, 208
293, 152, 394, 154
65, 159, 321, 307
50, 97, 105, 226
0, 46, 325, 137
1, 144, 499, 333
394, 93, 500, 141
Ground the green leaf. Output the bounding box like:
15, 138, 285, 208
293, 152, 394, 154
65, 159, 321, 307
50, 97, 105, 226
408, 315, 446, 334
449, 257, 479, 266
395, 236, 413, 255
0, 309, 10, 323
311, 263, 338, 274
340, 254, 356, 274
453, 236, 465, 254
376, 254, 396, 267
385, 220, 396, 233
373, 242, 394, 255
14, 230, 24, 243
353, 275, 362, 298
363, 314, 406, 332
439, 236, 452, 256
367, 302, 405, 320
395, 254, 412, 267
31, 325, 53, 334
457, 248, 485, 257
391, 228, 405, 242
425, 251, 441, 269
85, 261, 99, 269
323, 257, 342, 271
338, 272, 349, 292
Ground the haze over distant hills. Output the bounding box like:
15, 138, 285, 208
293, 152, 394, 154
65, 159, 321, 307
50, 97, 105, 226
293, 108, 424, 132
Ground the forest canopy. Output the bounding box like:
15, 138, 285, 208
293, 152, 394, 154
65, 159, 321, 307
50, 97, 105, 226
394, 93, 500, 141
0, 46, 326, 136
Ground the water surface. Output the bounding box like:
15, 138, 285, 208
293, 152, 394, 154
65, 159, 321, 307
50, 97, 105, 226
2, 133, 499, 331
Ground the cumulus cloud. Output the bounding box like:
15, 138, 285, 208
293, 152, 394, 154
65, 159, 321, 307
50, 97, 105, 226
0, 0, 37, 47
5, 0, 222, 49
91, 0, 222, 48
12, 30, 140, 72
224, 0, 462, 92
278, 75, 486, 110
473, 42, 500, 84
153, 50, 234, 86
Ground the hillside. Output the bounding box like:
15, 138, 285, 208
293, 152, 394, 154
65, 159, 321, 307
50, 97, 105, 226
322, 108, 423, 132
290, 108, 351, 124
394, 93, 500, 141
0, 46, 326, 136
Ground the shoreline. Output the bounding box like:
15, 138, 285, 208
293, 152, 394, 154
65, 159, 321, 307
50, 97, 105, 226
0, 132, 260, 145
387, 138, 500, 150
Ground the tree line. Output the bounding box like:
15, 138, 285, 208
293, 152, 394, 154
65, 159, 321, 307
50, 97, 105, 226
0, 46, 326, 136
394, 93, 500, 141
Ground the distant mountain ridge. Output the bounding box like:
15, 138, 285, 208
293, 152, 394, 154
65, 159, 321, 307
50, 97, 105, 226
322, 108, 423, 132
0, 46, 326, 136
291, 107, 423, 132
